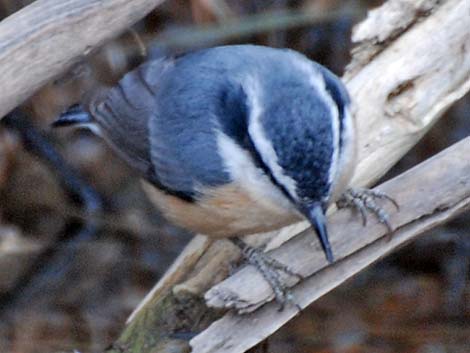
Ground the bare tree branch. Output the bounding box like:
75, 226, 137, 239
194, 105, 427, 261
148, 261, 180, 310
193, 137, 470, 353
345, 0, 470, 186
0, 0, 165, 119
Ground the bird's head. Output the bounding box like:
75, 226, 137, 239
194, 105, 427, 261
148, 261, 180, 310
236, 54, 352, 263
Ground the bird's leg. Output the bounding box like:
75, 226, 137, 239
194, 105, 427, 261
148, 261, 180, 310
230, 237, 302, 310
337, 188, 399, 232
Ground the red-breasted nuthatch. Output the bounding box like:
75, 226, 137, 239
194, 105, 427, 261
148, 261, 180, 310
53, 45, 357, 266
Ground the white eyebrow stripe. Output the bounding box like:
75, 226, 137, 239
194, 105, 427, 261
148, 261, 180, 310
243, 77, 299, 201
313, 75, 340, 194
292, 55, 341, 200
337, 105, 354, 172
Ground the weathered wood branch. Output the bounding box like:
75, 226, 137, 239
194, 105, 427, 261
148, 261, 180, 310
202, 0, 470, 313
204, 140, 470, 313
0, 0, 165, 119
193, 136, 470, 353
109, 0, 469, 352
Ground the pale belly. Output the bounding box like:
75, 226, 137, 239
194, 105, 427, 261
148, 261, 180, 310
141, 181, 302, 238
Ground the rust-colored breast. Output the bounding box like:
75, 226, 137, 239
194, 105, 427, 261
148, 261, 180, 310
141, 181, 300, 238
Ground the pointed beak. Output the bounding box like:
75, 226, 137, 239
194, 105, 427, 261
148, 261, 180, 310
305, 204, 334, 263
52, 105, 91, 128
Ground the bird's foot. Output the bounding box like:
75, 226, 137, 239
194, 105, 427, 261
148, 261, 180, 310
337, 188, 399, 232
231, 237, 303, 311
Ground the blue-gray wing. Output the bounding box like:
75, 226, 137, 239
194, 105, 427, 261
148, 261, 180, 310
89, 58, 192, 200
91, 55, 232, 200
147, 56, 234, 199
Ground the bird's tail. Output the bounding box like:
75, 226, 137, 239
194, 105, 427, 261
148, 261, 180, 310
52, 104, 92, 128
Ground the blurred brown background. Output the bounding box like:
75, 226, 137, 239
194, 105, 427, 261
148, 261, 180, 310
0, 1, 468, 352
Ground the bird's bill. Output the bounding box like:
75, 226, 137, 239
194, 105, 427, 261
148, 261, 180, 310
306, 204, 334, 263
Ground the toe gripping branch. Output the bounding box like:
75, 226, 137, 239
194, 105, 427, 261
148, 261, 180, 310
231, 237, 303, 311
337, 188, 399, 232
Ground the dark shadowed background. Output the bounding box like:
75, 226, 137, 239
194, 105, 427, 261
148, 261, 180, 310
0, 1, 468, 352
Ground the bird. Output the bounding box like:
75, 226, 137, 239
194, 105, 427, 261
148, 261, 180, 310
53, 45, 393, 303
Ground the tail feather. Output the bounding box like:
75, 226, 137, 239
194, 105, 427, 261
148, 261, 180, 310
52, 104, 92, 128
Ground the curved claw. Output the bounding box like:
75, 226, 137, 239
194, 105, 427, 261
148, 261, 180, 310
377, 211, 393, 232
367, 189, 400, 211
231, 237, 302, 310
353, 197, 368, 226
383, 194, 400, 211
338, 188, 399, 233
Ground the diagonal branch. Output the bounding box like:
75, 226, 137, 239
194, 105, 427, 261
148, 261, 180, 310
193, 136, 470, 353
204, 139, 470, 313
0, 0, 166, 119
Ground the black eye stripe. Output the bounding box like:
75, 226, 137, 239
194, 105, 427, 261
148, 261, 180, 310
244, 134, 296, 204
216, 84, 296, 204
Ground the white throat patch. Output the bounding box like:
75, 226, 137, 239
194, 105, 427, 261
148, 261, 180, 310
216, 131, 295, 213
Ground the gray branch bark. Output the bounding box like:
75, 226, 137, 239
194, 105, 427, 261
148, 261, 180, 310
194, 137, 470, 353
0, 0, 165, 118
